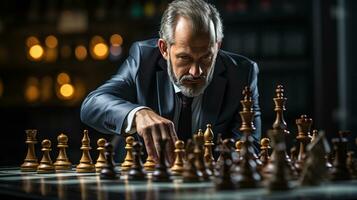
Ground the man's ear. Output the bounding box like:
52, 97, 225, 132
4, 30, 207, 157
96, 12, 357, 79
158, 39, 169, 60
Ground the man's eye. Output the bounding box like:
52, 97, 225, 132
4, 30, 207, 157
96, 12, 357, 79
178, 56, 190, 60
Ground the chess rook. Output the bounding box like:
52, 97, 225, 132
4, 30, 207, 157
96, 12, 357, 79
21, 129, 39, 172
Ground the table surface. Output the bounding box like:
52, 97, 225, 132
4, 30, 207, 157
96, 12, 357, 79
0, 166, 357, 200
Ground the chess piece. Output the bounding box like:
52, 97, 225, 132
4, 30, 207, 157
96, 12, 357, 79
235, 86, 261, 188
268, 129, 290, 191
310, 130, 318, 143
194, 134, 211, 181
128, 141, 147, 180
295, 115, 312, 174
152, 138, 172, 182
235, 140, 244, 163
121, 136, 135, 171
95, 138, 107, 172
21, 129, 39, 172
76, 130, 95, 173
197, 129, 204, 137
215, 141, 236, 190
300, 131, 331, 186
203, 124, 215, 172
330, 137, 351, 181
37, 139, 55, 173
259, 138, 271, 167
54, 133, 72, 171
143, 155, 156, 172
100, 142, 118, 179
171, 140, 185, 176
182, 139, 202, 182
347, 151, 357, 179
290, 146, 297, 165
272, 85, 289, 133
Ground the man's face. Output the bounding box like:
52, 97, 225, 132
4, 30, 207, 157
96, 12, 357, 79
160, 17, 219, 97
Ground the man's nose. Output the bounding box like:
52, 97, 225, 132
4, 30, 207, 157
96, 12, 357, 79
189, 63, 202, 78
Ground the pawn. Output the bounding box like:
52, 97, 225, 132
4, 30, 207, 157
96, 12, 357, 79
21, 129, 39, 172
182, 139, 202, 182
215, 143, 236, 190
143, 155, 156, 172
121, 136, 135, 172
76, 130, 95, 173
330, 137, 351, 181
54, 133, 72, 171
235, 140, 244, 163
259, 138, 271, 167
152, 138, 172, 182
171, 140, 185, 176
95, 138, 107, 172
37, 139, 55, 173
100, 142, 118, 179
128, 141, 147, 180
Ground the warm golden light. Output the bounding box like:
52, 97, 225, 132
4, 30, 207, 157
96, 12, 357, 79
29, 45, 44, 60
57, 72, 71, 85
93, 43, 108, 59
75, 45, 87, 61
25, 77, 40, 102
91, 35, 104, 46
60, 84, 74, 98
110, 34, 123, 46
45, 35, 58, 48
26, 36, 40, 47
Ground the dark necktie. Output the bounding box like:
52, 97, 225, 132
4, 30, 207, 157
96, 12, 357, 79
177, 93, 194, 142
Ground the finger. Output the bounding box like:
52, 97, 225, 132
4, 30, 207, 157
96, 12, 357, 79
160, 123, 174, 165
141, 129, 158, 162
151, 124, 162, 161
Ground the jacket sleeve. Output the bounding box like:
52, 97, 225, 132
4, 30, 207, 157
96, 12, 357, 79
80, 42, 143, 135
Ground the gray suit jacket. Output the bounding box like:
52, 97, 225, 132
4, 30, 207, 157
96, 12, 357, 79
80, 39, 261, 146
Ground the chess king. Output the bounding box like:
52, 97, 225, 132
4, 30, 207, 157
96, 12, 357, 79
80, 0, 261, 164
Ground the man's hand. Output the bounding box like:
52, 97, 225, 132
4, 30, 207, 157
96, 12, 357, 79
134, 108, 178, 165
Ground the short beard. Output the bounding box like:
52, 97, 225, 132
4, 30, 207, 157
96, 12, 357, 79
166, 53, 217, 97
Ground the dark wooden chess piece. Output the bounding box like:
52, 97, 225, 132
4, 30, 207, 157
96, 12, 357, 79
259, 138, 271, 167
267, 129, 290, 191
182, 139, 202, 182
100, 142, 118, 179
152, 138, 172, 182
215, 141, 236, 190
54, 133, 72, 171
300, 131, 331, 186
330, 137, 351, 181
128, 141, 147, 180
295, 115, 312, 174
21, 129, 39, 172
194, 134, 212, 181
347, 151, 357, 179
235, 86, 261, 188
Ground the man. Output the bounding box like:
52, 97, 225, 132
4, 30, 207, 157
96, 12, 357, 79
80, 0, 261, 164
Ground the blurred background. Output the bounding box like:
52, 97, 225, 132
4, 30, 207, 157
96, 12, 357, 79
0, 0, 356, 165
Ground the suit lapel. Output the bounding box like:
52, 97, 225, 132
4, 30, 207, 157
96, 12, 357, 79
156, 58, 175, 120
201, 56, 227, 128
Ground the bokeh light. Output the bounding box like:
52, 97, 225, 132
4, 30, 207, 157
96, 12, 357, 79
75, 45, 87, 61
110, 34, 123, 46
45, 35, 58, 48
29, 44, 44, 60
93, 43, 109, 59
26, 36, 40, 47
25, 77, 40, 102
60, 84, 75, 99
57, 72, 71, 85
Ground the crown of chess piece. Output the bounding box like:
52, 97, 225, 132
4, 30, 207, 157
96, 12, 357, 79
54, 133, 72, 171
182, 139, 202, 182
37, 139, 55, 173
300, 132, 331, 186
267, 129, 290, 191
121, 136, 135, 172
236, 86, 261, 188
330, 137, 351, 181
100, 142, 119, 180
194, 134, 211, 181
152, 138, 172, 182
294, 115, 312, 174
95, 138, 107, 172
203, 124, 215, 173
76, 130, 95, 173
128, 141, 147, 180
259, 138, 271, 167
171, 140, 185, 176
21, 129, 39, 172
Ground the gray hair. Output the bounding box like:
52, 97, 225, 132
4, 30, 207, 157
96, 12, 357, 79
159, 0, 224, 45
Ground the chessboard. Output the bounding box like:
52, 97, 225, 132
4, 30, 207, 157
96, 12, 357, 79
0, 166, 357, 200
